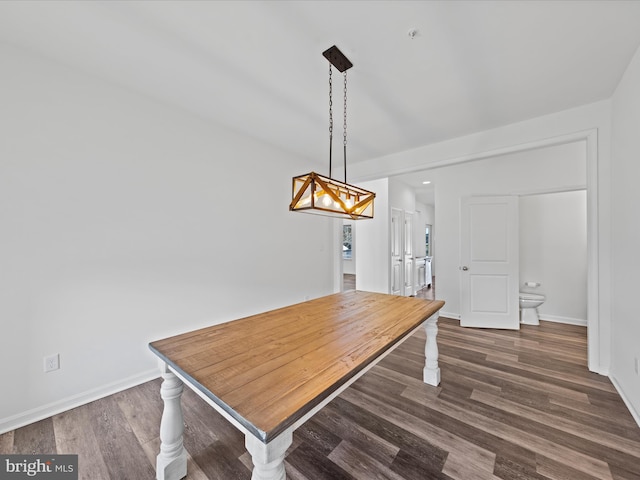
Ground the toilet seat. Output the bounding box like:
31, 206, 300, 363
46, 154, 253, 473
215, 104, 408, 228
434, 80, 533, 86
519, 292, 545, 301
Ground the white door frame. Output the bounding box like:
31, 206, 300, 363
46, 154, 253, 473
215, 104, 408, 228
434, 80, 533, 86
355, 129, 601, 374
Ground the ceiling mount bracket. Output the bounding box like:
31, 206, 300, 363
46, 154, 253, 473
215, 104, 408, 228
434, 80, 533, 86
322, 45, 353, 72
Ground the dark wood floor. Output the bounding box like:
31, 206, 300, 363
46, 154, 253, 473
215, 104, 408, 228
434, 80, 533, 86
344, 273, 356, 291
343, 274, 435, 301
2, 287, 639, 479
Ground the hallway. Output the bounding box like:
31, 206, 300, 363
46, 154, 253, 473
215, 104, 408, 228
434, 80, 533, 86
344, 274, 436, 301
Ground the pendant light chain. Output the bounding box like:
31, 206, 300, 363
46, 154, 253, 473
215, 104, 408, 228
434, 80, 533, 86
328, 64, 333, 179
329, 66, 348, 183
343, 70, 348, 183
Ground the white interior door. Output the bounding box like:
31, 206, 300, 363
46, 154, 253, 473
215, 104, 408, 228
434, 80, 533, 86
460, 196, 519, 329
404, 212, 414, 296
390, 208, 402, 295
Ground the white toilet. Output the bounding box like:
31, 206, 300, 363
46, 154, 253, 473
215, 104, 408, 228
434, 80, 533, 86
519, 292, 546, 325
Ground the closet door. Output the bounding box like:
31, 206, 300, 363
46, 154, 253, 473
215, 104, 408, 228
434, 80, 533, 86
404, 212, 414, 296
390, 208, 403, 296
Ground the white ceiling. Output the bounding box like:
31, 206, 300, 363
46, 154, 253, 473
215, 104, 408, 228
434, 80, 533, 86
2, 0, 640, 184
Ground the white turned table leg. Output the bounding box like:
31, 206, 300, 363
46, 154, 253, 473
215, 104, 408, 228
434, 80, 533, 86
245, 431, 292, 480
423, 312, 441, 386
156, 362, 187, 480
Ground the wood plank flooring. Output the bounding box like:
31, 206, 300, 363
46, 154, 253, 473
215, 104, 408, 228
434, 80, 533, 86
2, 311, 639, 479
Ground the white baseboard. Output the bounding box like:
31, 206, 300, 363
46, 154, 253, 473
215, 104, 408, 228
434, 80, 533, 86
438, 312, 586, 327
0, 368, 160, 435
609, 374, 640, 428
539, 314, 587, 326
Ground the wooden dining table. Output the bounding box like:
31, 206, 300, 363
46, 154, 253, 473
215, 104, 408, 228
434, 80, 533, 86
149, 290, 444, 480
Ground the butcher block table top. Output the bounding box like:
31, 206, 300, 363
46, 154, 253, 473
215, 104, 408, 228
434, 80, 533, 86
149, 290, 445, 442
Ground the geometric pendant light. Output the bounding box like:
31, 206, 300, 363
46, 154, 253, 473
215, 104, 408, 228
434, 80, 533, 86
289, 46, 375, 220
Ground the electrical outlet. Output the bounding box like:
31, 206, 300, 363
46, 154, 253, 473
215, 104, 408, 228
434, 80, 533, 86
44, 354, 60, 373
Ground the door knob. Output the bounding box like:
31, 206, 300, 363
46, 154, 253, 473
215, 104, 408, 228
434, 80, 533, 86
461, 266, 469, 271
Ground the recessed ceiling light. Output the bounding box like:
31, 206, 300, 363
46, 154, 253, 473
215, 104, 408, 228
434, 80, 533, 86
422, 181, 431, 185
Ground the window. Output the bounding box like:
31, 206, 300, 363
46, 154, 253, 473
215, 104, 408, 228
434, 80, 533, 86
343, 224, 352, 260
425, 224, 431, 256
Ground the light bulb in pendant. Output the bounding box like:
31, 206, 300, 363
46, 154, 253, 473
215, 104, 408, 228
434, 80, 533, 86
298, 195, 311, 207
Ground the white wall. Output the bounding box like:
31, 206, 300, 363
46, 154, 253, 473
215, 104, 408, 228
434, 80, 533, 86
430, 141, 586, 319
355, 178, 389, 293
0, 43, 335, 432
520, 191, 587, 324
351, 100, 611, 375
611, 44, 640, 423
389, 178, 416, 213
